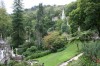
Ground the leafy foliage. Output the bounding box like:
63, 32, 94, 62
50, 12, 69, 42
65, 2, 77, 16
43, 31, 67, 52
26, 50, 51, 59
69, 0, 100, 36
23, 46, 38, 56
83, 41, 100, 63
0, 8, 12, 39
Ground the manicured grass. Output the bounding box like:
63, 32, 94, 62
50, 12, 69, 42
36, 41, 82, 66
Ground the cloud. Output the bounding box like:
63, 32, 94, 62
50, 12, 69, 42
3, 0, 76, 13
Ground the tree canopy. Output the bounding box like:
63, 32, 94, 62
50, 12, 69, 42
69, 0, 100, 36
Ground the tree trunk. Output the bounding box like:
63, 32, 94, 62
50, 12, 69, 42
36, 30, 42, 49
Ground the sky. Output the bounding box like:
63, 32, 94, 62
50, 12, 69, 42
3, 0, 76, 13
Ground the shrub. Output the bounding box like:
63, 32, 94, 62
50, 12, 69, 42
7, 61, 30, 66
43, 31, 60, 49
27, 46, 38, 52
23, 46, 38, 56
23, 50, 32, 57
68, 41, 100, 66
26, 50, 51, 60
14, 62, 29, 66
53, 36, 66, 49
0, 64, 5, 66
43, 31, 67, 52
8, 60, 18, 66
82, 41, 100, 65
18, 40, 35, 54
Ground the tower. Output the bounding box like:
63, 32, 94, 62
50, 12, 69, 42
0, 0, 5, 8
61, 9, 66, 20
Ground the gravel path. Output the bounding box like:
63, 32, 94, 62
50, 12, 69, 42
59, 53, 83, 66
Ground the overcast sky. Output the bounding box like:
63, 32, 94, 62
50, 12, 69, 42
3, 0, 76, 13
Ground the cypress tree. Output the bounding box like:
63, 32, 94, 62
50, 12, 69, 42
12, 0, 25, 48
35, 3, 44, 49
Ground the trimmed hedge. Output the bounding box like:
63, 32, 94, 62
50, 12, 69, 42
26, 50, 51, 60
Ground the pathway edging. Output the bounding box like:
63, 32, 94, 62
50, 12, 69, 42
59, 53, 83, 66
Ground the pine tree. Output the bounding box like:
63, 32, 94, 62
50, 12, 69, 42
12, 0, 25, 48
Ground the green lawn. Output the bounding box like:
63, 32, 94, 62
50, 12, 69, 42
36, 41, 82, 66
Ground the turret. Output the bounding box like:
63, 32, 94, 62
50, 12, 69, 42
61, 9, 66, 20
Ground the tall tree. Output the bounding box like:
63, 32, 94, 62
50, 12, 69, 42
44, 9, 55, 32
12, 0, 25, 48
35, 3, 44, 49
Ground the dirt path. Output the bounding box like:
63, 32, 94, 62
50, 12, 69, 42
59, 53, 83, 66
